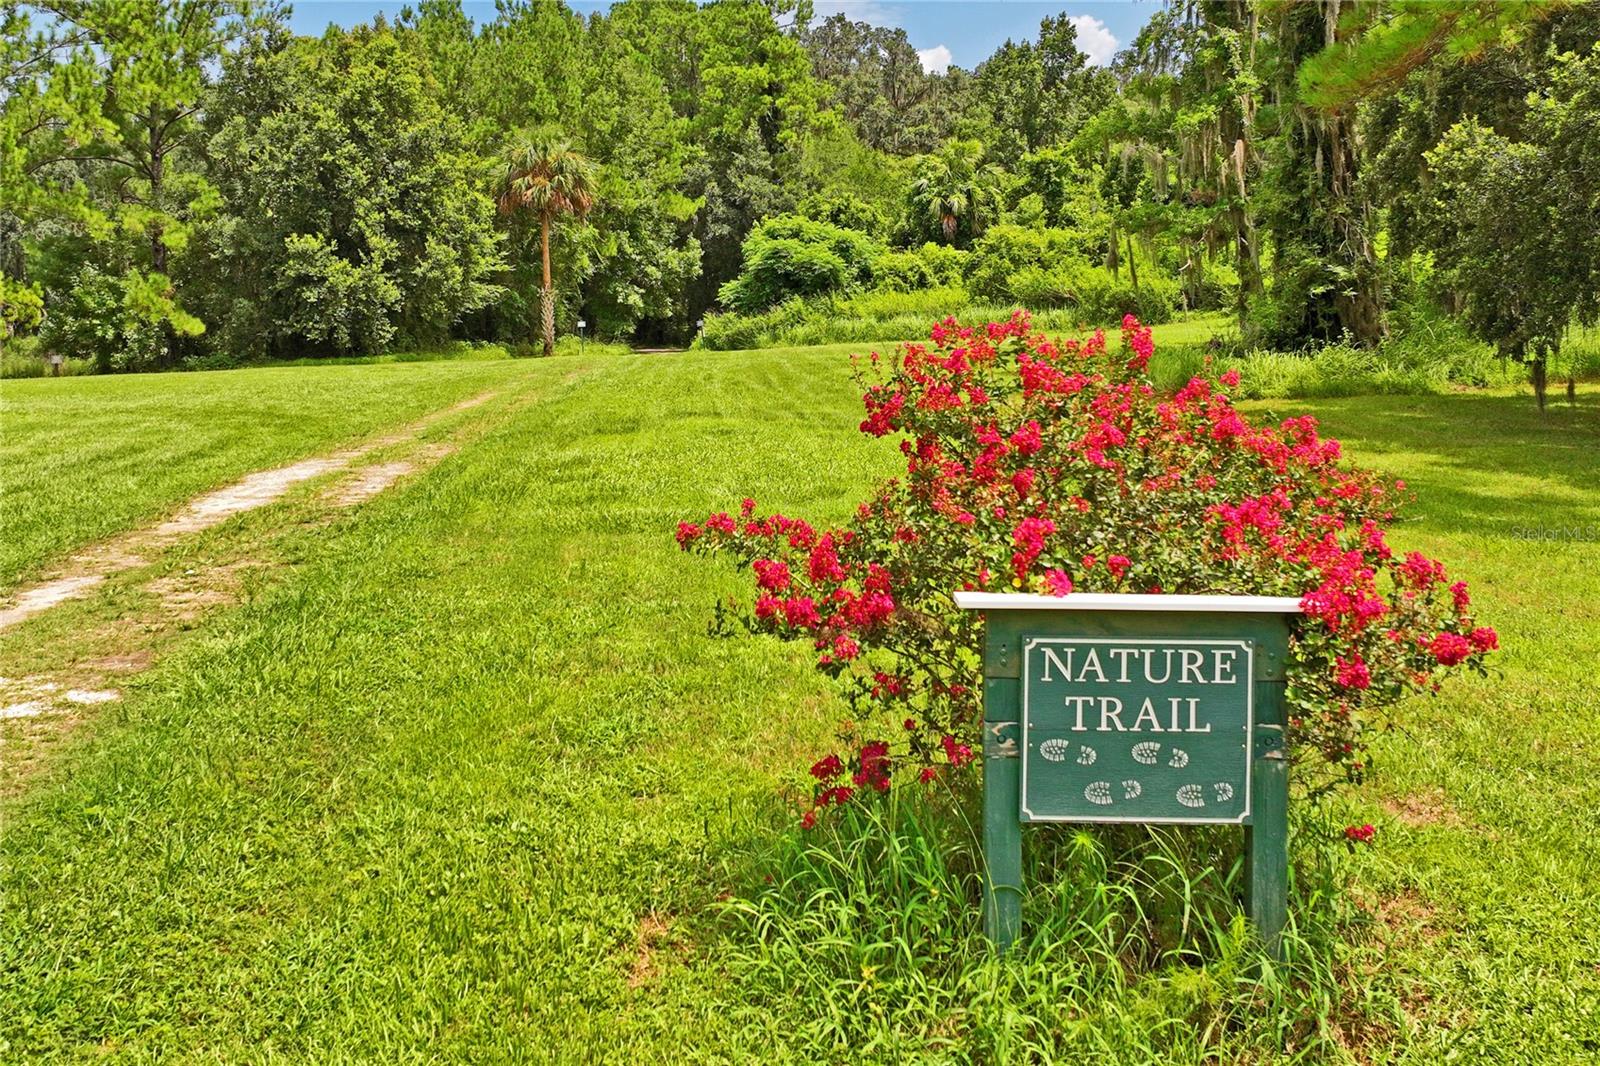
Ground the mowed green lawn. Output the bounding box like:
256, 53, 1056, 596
0, 344, 1596, 1061
1240, 391, 1600, 1060
0, 357, 534, 592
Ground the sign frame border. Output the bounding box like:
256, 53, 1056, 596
1019, 636, 1255, 825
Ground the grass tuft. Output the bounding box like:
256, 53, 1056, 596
718, 787, 1375, 1060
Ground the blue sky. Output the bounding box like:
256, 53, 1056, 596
286, 1, 1163, 71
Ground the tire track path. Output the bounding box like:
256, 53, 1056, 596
0, 389, 497, 632
0, 365, 580, 793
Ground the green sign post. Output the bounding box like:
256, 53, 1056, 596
954, 592, 1303, 957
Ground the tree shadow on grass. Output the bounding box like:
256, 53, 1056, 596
1244, 391, 1600, 541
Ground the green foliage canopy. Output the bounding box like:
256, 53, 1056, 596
195, 22, 503, 357
1418, 47, 1600, 391
2, 0, 1597, 382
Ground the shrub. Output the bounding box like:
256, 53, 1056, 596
869, 251, 935, 293
866, 245, 972, 295
700, 288, 976, 350
697, 285, 1192, 352
179, 351, 247, 372
1007, 263, 1180, 325
700, 297, 816, 350
719, 242, 852, 316
964, 224, 1099, 302
1005, 265, 1076, 309
678, 314, 1495, 824
718, 215, 884, 314
276, 234, 402, 355
798, 192, 889, 239
1076, 268, 1180, 324
915, 242, 969, 287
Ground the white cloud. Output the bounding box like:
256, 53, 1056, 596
918, 44, 953, 74
1068, 14, 1119, 67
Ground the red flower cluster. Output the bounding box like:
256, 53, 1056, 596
678, 313, 1496, 823
1334, 655, 1372, 690
1011, 516, 1056, 581
1427, 631, 1473, 666
1344, 823, 1377, 844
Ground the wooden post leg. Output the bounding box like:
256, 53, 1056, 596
983, 730, 1023, 953
1248, 726, 1289, 960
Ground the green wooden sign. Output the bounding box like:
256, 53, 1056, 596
954, 592, 1303, 959
1021, 638, 1253, 824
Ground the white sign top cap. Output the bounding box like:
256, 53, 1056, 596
954, 591, 1304, 614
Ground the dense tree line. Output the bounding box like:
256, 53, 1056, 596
1, 0, 1596, 389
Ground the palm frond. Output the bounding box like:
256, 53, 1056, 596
496, 133, 599, 223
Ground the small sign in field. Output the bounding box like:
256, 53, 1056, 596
956, 592, 1303, 957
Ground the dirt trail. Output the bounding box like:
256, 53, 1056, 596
152, 457, 348, 535
0, 388, 499, 633
0, 370, 573, 795
0, 576, 106, 630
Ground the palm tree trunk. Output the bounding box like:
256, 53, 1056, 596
540, 214, 555, 357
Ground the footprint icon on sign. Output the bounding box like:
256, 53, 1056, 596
1132, 742, 1189, 768
1076, 745, 1097, 766
1039, 739, 1070, 763
1213, 782, 1234, 802
1176, 784, 1206, 808
1122, 780, 1142, 800
1084, 781, 1113, 805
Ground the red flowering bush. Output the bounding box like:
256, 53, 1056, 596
677, 313, 1495, 825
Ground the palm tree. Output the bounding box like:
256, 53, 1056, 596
496, 133, 598, 356
909, 139, 1001, 246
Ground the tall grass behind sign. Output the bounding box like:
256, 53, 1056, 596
955, 592, 1304, 956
